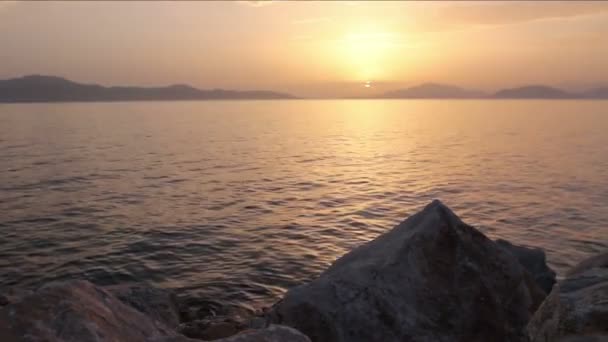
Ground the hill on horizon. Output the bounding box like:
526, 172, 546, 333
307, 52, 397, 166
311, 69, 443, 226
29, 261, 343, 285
0, 75, 296, 102
379, 83, 487, 99
378, 83, 608, 99
492, 85, 578, 99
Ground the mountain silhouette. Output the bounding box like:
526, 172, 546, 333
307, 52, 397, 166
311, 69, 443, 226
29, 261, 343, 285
492, 85, 577, 99
379, 83, 608, 99
582, 87, 608, 99
2, 75, 607, 101
380, 83, 486, 99
0, 75, 296, 102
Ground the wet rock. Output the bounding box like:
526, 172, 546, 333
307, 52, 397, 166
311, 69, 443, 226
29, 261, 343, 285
153, 325, 310, 342
177, 299, 253, 340
0, 294, 8, 306
567, 252, 608, 277
179, 318, 246, 340
106, 283, 181, 328
0, 280, 178, 342
269, 200, 545, 342
248, 316, 268, 329
215, 325, 310, 342
557, 336, 608, 342
528, 252, 608, 342
177, 297, 251, 326
496, 238, 557, 294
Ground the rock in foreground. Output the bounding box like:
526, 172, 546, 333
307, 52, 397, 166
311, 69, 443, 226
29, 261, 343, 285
527, 252, 608, 342
106, 283, 181, 329
154, 325, 311, 342
215, 325, 310, 342
269, 200, 546, 342
0, 280, 310, 342
496, 239, 556, 294
0, 280, 177, 342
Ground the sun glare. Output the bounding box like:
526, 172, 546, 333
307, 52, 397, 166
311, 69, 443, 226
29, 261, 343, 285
336, 29, 398, 82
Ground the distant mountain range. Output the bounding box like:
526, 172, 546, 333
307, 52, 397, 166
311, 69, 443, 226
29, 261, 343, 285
0, 75, 296, 102
1, 76, 607, 102
378, 83, 608, 99
492, 85, 577, 99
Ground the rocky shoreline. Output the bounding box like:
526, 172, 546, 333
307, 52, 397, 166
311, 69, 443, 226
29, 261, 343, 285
1, 200, 606, 341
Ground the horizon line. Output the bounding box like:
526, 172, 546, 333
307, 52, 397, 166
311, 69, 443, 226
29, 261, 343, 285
1, 74, 608, 101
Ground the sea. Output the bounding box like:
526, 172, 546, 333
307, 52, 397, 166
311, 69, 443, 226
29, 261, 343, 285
1, 99, 607, 312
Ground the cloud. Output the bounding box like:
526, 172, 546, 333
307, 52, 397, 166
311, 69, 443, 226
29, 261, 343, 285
0, 1, 19, 12
292, 17, 331, 25
237, 1, 274, 8
436, 2, 608, 28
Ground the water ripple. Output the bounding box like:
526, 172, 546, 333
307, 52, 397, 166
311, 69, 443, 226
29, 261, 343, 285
1, 100, 607, 312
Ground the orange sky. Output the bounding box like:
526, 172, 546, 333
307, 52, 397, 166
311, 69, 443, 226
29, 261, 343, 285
1, 1, 607, 97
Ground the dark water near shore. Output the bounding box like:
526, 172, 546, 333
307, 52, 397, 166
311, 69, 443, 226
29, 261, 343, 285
1, 100, 607, 311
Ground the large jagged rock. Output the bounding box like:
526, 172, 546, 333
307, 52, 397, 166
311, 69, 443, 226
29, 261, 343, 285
496, 239, 557, 294
106, 283, 181, 329
527, 252, 608, 342
268, 200, 546, 342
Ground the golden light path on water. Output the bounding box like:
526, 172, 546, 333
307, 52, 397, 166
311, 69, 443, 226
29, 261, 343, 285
1, 99, 607, 311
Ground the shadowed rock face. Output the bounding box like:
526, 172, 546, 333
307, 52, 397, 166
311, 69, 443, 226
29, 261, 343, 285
214, 325, 311, 342
269, 200, 546, 342
566, 253, 608, 277
496, 239, 557, 294
0, 280, 177, 342
528, 252, 608, 342
105, 283, 181, 329
152, 325, 311, 342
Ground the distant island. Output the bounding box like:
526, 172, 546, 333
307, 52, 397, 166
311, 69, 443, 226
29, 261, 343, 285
493, 85, 578, 99
0, 75, 296, 102
376, 83, 608, 99
1, 75, 608, 102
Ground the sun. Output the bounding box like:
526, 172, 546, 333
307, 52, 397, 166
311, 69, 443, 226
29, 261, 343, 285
335, 27, 397, 82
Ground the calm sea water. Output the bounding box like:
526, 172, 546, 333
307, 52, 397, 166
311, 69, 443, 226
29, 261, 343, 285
1, 100, 607, 311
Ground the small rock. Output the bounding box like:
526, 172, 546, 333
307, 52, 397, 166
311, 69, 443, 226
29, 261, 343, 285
528, 252, 608, 342
249, 316, 268, 329
202, 321, 243, 340
179, 317, 247, 340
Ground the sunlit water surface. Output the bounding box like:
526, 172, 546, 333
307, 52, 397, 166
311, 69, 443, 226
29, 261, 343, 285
1, 100, 607, 312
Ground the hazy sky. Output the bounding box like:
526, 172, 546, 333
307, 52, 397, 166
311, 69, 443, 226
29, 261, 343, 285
1, 1, 608, 97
